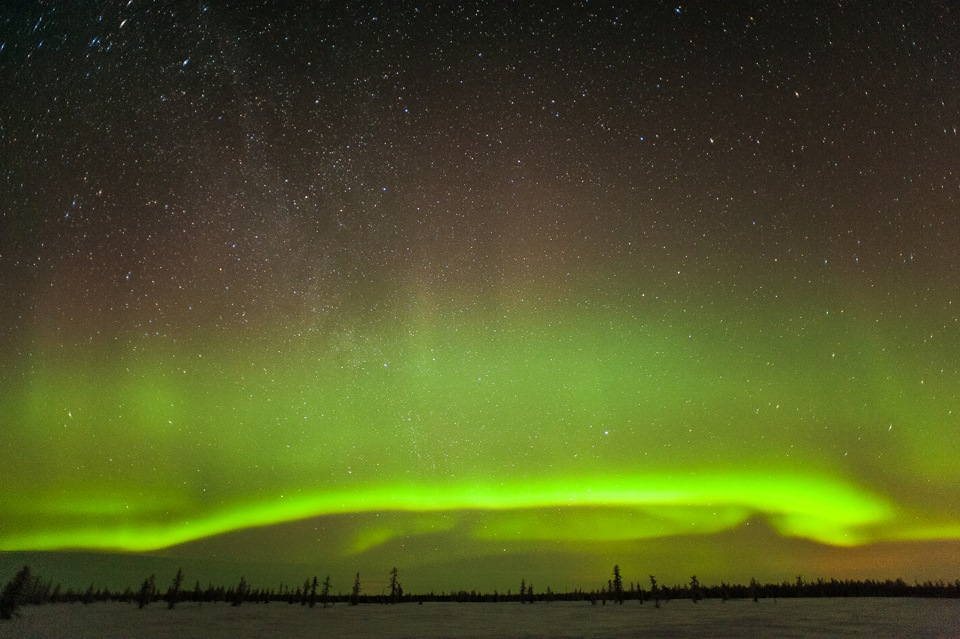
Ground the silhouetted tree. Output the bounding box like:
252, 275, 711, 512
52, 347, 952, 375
389, 567, 401, 604
321, 576, 332, 608
166, 568, 184, 609
350, 573, 361, 606
649, 575, 660, 608
519, 578, 526, 604
690, 575, 702, 602
309, 577, 318, 608
137, 575, 156, 609
0, 566, 32, 620
232, 577, 247, 606
750, 577, 760, 602
612, 566, 624, 604
301, 578, 310, 605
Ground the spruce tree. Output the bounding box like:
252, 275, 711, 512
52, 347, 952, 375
166, 568, 184, 609
612, 566, 624, 604
232, 577, 247, 606
690, 575, 701, 603
137, 575, 156, 609
309, 577, 318, 608
321, 576, 332, 608
389, 567, 401, 604
0, 566, 32, 620
350, 573, 361, 606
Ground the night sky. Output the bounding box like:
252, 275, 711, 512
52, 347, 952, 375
1, 1, 959, 593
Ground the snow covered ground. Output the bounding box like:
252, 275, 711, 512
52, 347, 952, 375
1, 598, 959, 639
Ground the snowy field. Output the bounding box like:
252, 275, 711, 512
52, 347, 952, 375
2, 598, 959, 639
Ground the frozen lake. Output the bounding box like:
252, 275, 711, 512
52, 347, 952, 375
1, 598, 959, 638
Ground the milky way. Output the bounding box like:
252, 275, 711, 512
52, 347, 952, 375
1, 2, 958, 590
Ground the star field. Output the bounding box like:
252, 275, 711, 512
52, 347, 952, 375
1, 1, 959, 590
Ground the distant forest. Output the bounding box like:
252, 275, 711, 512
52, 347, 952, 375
3, 564, 959, 619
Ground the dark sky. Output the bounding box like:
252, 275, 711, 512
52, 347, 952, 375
1, 1, 958, 592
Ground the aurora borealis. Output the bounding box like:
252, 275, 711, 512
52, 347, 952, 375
1, 1, 959, 592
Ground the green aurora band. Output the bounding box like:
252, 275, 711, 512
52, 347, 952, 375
0, 473, 895, 552
2, 294, 959, 567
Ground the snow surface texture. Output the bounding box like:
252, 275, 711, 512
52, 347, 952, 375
1, 599, 959, 639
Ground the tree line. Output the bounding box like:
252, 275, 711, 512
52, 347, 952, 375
3, 563, 959, 620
